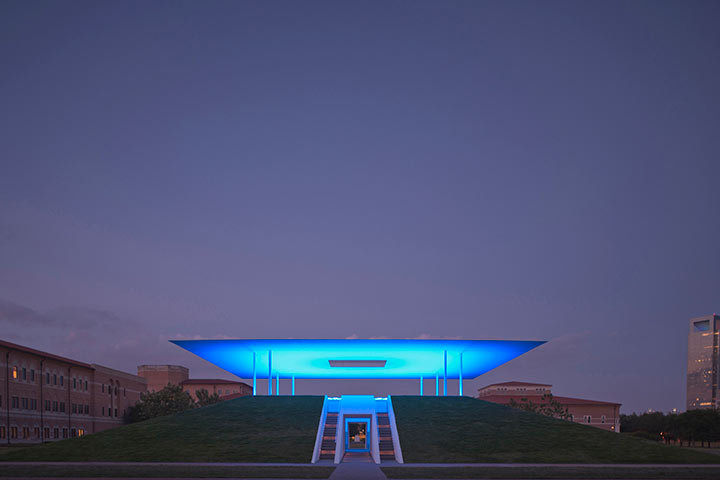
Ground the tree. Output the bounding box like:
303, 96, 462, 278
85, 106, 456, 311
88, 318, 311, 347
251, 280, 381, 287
620, 409, 720, 447
125, 384, 196, 423
508, 394, 571, 420
681, 409, 720, 447
195, 388, 221, 407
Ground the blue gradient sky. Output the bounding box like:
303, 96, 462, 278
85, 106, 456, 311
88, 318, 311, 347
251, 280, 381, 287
1, 0, 718, 413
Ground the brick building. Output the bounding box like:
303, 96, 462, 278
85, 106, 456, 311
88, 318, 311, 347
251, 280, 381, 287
136, 365, 251, 401
1, 339, 146, 444
136, 365, 189, 393
478, 381, 621, 432
181, 379, 252, 400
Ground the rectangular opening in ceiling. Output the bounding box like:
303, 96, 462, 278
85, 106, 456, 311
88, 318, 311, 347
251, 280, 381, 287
328, 360, 387, 368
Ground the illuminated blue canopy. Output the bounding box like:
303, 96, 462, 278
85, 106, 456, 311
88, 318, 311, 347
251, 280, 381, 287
170, 339, 544, 379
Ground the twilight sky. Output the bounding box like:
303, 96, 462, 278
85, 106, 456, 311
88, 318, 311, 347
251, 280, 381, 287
1, 0, 718, 413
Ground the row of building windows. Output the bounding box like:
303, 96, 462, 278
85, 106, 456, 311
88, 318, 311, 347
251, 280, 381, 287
102, 406, 120, 417
1, 395, 39, 411
10, 366, 115, 394
101, 383, 127, 397
488, 386, 547, 394
41, 400, 91, 415
1, 393, 117, 417
11, 366, 92, 392
0, 425, 85, 440
72, 403, 90, 415
72, 377, 89, 391
12, 397, 38, 410
46, 372, 63, 387
11, 366, 36, 382
45, 400, 66, 412
576, 415, 607, 424
3, 392, 131, 416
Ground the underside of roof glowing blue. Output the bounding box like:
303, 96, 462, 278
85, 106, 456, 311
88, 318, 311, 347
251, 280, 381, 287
170, 339, 545, 379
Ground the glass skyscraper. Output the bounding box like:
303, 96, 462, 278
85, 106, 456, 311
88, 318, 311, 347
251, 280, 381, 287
687, 314, 720, 410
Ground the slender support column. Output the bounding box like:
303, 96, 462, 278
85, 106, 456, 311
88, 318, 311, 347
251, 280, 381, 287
443, 350, 448, 396
292, 375, 295, 396
420, 375, 423, 396
435, 374, 439, 396
268, 350, 272, 395
252, 352, 257, 396
276, 372, 280, 396
459, 353, 463, 396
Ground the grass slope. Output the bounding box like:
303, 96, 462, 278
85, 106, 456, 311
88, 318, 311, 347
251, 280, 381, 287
381, 466, 720, 479
391, 396, 720, 464
0, 465, 333, 478
1, 396, 324, 463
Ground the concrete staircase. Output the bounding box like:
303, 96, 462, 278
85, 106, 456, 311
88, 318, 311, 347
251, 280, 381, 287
312, 395, 403, 464
376, 412, 395, 461
319, 412, 338, 460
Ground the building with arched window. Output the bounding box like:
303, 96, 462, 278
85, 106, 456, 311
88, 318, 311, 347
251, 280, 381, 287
477, 381, 621, 432
1, 338, 146, 444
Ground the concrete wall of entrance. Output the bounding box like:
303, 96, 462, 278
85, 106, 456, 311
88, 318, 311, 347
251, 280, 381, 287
311, 395, 403, 464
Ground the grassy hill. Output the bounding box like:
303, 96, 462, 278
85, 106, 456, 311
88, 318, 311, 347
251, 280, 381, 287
1, 396, 324, 463
4, 395, 718, 464
391, 396, 720, 463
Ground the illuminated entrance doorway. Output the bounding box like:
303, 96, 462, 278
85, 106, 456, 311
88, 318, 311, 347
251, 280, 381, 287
345, 418, 370, 452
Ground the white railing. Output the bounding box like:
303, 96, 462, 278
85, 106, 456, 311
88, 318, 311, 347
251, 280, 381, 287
370, 410, 380, 464
311, 395, 329, 463
386, 395, 404, 464
333, 412, 345, 464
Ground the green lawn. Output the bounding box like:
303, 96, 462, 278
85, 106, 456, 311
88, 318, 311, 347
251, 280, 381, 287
381, 466, 720, 479
0, 396, 324, 462
391, 396, 720, 463
5, 395, 717, 465
0, 465, 333, 478
0, 447, 30, 457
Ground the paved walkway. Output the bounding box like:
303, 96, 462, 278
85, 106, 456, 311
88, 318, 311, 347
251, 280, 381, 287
328, 462, 387, 480
0, 462, 317, 467
4, 461, 720, 480
388, 463, 720, 467
3, 461, 720, 467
